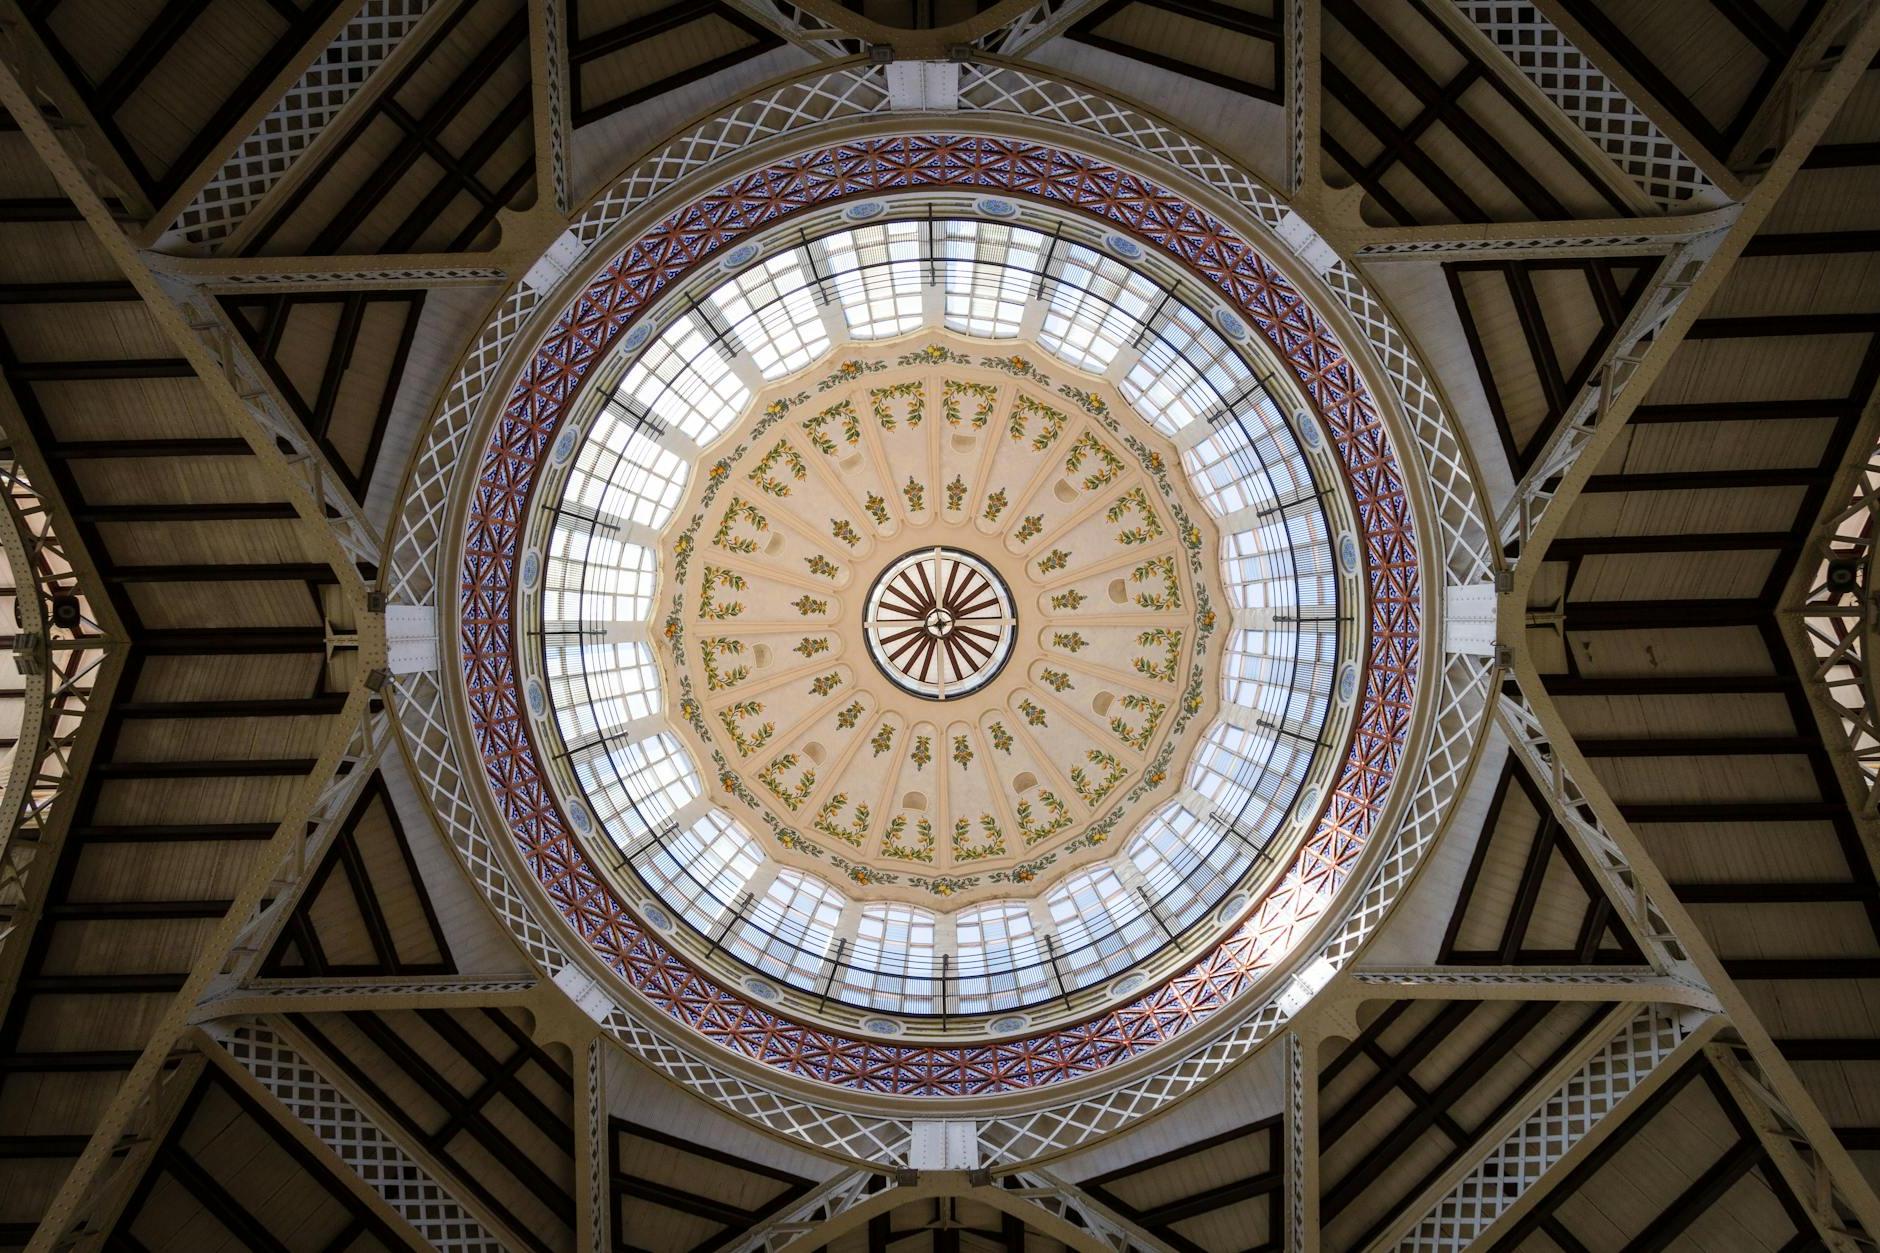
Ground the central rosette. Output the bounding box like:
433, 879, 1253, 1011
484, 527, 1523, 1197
660, 334, 1224, 902
864, 547, 1016, 699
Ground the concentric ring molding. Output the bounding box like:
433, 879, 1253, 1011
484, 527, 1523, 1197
386, 63, 1496, 1162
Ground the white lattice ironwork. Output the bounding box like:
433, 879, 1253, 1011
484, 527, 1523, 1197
977, 0, 1097, 55
217, 1022, 502, 1251
1318, 260, 1493, 586
1498, 229, 1726, 563
173, 0, 436, 245
1706, 1041, 1878, 1253
724, 1168, 882, 1252
0, 435, 113, 962
585, 1037, 606, 1252
1791, 429, 1880, 813
191, 977, 539, 1023
1398, 1003, 1699, 1251
1450, 0, 1713, 209
1495, 690, 1688, 971
1005, 1170, 1173, 1252
383, 63, 1502, 1163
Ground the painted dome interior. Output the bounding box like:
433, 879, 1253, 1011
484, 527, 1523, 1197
519, 210, 1362, 1030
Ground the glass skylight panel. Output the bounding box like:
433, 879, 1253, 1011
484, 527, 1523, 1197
574, 730, 700, 847
541, 531, 656, 632
635, 810, 762, 929
564, 422, 688, 532
1128, 805, 1249, 932
1152, 304, 1253, 406
954, 901, 1050, 1013
613, 312, 748, 444
608, 732, 699, 828
1047, 865, 1157, 987
842, 903, 938, 1012
709, 251, 829, 378
938, 219, 1043, 338
732, 869, 845, 982
544, 638, 660, 748
822, 223, 924, 338
1181, 423, 1275, 518
1124, 353, 1207, 436
1038, 243, 1154, 372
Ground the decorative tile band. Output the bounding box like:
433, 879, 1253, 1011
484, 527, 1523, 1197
459, 134, 1421, 1096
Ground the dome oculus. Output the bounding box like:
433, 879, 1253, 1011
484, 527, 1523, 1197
863, 547, 1016, 700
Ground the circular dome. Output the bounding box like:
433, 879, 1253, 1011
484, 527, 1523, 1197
862, 547, 1015, 701
415, 119, 1450, 1115
518, 199, 1356, 1041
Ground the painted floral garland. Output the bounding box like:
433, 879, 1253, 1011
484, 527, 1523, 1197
461, 135, 1419, 1096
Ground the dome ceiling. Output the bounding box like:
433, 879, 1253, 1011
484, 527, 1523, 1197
660, 339, 1226, 903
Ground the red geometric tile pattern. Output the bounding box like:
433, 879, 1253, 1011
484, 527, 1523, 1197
458, 135, 1420, 1095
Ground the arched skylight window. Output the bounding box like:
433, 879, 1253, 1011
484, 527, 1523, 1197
938, 219, 1043, 338
707, 250, 829, 379
636, 810, 762, 928
1038, 241, 1156, 373
613, 310, 748, 444
578, 731, 698, 840
1129, 805, 1252, 933
541, 534, 654, 632
842, 903, 937, 1012
545, 639, 659, 740
562, 420, 688, 533
954, 901, 1049, 1013
1187, 717, 1316, 839
731, 869, 846, 983
822, 223, 924, 338
1047, 866, 1159, 989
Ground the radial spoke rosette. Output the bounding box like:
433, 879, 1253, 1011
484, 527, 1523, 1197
863, 547, 1016, 700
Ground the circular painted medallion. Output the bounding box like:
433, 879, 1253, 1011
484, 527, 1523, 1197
863, 547, 1016, 700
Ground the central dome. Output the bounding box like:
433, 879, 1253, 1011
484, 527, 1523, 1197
863, 546, 1017, 699
509, 201, 1371, 1039
660, 335, 1223, 906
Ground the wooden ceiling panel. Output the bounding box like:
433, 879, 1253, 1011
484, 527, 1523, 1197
1320, 0, 1632, 226
1440, 762, 1643, 966
1552, 0, 1808, 168
222, 291, 425, 503
25, 0, 346, 208
290, 1009, 578, 1252
1517, 1058, 1811, 1252
570, 0, 785, 127
242, 2, 534, 257
264, 776, 454, 979
1319, 1000, 1612, 1249
1081, 1118, 1281, 1253
110, 1067, 410, 1253
1447, 258, 1655, 474
1066, 0, 1281, 105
